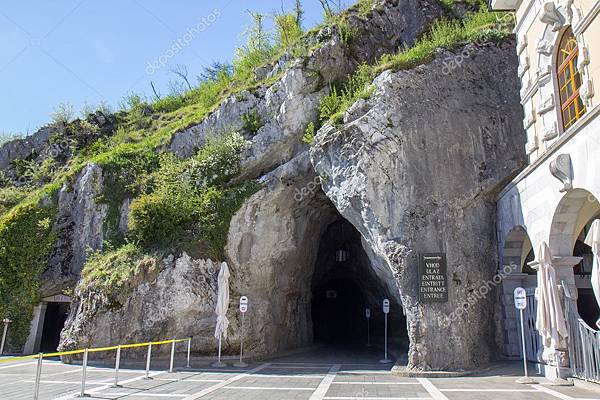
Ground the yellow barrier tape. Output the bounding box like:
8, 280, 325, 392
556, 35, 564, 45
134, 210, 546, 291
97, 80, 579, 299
0, 337, 191, 364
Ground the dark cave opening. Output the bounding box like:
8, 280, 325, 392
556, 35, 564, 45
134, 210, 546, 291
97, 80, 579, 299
310, 218, 408, 350
40, 302, 70, 353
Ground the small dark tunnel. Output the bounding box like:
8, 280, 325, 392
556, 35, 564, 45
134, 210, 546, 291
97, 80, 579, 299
40, 302, 70, 353
311, 218, 407, 351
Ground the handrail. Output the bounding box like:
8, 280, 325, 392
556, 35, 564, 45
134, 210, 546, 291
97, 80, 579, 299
0, 337, 193, 400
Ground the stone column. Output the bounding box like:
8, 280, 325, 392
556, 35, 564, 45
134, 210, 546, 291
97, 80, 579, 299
501, 273, 528, 359
23, 303, 47, 355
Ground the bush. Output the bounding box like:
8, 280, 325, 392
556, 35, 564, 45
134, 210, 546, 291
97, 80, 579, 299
241, 110, 263, 136
303, 121, 317, 144
51, 103, 75, 125
0, 190, 58, 348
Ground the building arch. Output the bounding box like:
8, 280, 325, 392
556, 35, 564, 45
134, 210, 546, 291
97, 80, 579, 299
549, 188, 600, 256
502, 225, 536, 275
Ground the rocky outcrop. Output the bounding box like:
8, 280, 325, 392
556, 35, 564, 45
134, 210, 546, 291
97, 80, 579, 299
310, 40, 526, 370
168, 0, 445, 180
41, 164, 108, 296
60, 254, 220, 353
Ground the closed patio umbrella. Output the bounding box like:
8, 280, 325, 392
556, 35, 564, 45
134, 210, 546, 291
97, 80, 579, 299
584, 219, 600, 328
535, 242, 568, 349
213, 262, 230, 367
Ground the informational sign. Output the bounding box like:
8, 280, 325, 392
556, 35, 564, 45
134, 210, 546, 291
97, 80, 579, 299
382, 299, 390, 314
514, 287, 527, 310
419, 253, 448, 303
239, 296, 248, 313
326, 290, 337, 299
365, 308, 371, 319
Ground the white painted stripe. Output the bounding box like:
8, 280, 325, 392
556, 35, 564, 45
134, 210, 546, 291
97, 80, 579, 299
104, 394, 186, 398
337, 370, 391, 375
324, 397, 431, 400
23, 380, 110, 385
332, 382, 421, 385
417, 378, 449, 400
182, 363, 271, 400
221, 386, 315, 390
54, 370, 164, 399
249, 373, 325, 379
154, 378, 225, 383
532, 384, 576, 399
309, 364, 341, 400
441, 389, 539, 392
0, 361, 38, 369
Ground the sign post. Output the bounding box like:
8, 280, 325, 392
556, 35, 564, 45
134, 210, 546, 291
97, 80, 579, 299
380, 299, 392, 364
514, 287, 536, 384
0, 318, 11, 355
365, 308, 371, 347
234, 296, 249, 368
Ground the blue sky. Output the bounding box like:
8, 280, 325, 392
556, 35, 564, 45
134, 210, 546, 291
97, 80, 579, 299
0, 1, 344, 135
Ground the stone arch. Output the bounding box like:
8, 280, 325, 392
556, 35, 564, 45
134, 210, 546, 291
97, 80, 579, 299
502, 225, 535, 274
549, 188, 600, 256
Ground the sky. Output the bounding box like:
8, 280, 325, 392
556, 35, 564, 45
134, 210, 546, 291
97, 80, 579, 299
0, 0, 343, 136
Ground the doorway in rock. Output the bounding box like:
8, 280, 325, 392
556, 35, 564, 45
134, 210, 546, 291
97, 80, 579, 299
310, 218, 408, 353
40, 302, 70, 353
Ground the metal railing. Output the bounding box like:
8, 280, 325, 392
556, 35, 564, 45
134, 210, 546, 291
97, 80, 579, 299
523, 287, 542, 362
565, 290, 600, 383
0, 337, 192, 399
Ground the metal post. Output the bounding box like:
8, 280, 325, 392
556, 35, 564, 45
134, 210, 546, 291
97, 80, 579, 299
0, 318, 11, 355
169, 340, 175, 373
234, 312, 248, 368
186, 338, 191, 368
113, 346, 122, 387
145, 344, 152, 380
367, 318, 371, 347
516, 308, 537, 384
79, 348, 89, 397
33, 353, 43, 400
384, 313, 388, 361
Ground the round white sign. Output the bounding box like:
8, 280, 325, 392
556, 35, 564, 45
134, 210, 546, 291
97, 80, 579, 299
514, 287, 527, 310
240, 296, 248, 313
383, 299, 390, 314
365, 308, 371, 319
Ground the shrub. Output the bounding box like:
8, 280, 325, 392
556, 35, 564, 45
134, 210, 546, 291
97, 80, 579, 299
0, 190, 58, 348
303, 121, 317, 144
51, 103, 75, 125
241, 110, 263, 136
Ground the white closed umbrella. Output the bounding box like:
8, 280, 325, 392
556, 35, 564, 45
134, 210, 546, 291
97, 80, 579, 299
584, 219, 600, 328
213, 262, 230, 367
535, 242, 568, 349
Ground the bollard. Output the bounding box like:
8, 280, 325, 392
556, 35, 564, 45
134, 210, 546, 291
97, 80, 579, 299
145, 343, 152, 380
186, 337, 191, 368
0, 318, 11, 355
169, 340, 175, 373
33, 353, 43, 400
113, 345, 122, 387
79, 348, 89, 397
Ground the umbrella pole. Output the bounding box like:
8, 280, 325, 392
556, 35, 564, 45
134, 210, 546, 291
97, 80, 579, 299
212, 332, 226, 368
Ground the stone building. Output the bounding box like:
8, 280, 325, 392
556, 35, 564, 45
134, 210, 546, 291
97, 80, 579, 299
491, 0, 600, 380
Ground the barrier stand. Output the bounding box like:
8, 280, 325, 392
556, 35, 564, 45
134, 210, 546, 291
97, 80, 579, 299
113, 345, 122, 387
186, 337, 192, 368
33, 353, 43, 400
169, 340, 175, 373
144, 344, 152, 380
78, 348, 90, 397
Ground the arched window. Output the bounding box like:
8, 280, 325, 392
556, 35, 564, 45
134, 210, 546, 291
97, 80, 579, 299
557, 28, 586, 130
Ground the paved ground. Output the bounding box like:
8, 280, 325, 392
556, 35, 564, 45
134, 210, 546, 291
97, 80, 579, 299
1, 346, 599, 399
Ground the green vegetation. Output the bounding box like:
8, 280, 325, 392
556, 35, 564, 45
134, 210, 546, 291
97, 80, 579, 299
319, 8, 513, 124
303, 122, 317, 144
241, 110, 263, 136
0, 186, 58, 348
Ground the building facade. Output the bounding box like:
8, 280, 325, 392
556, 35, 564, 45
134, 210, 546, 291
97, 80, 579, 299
492, 0, 600, 380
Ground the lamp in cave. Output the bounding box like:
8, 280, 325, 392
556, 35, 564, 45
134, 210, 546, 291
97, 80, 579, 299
335, 222, 350, 262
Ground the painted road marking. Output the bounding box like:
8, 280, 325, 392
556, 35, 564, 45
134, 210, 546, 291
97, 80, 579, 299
332, 381, 421, 385
309, 364, 341, 400
417, 378, 449, 400
532, 384, 580, 399
221, 385, 315, 390
324, 398, 431, 400
54, 370, 164, 399
182, 363, 271, 399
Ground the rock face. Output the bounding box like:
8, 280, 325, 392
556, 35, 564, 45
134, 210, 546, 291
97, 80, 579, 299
168, 0, 444, 181
60, 254, 220, 353
41, 164, 108, 296
310, 41, 526, 370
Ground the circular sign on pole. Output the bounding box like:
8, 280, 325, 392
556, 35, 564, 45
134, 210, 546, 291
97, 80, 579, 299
239, 296, 248, 313
365, 308, 371, 319
514, 287, 527, 310
382, 299, 390, 314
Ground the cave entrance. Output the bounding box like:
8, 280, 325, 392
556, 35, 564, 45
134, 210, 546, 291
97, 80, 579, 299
310, 218, 407, 353
39, 302, 70, 353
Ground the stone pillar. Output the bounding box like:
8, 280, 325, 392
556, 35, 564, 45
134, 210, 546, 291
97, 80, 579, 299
22, 303, 47, 355
501, 273, 528, 359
